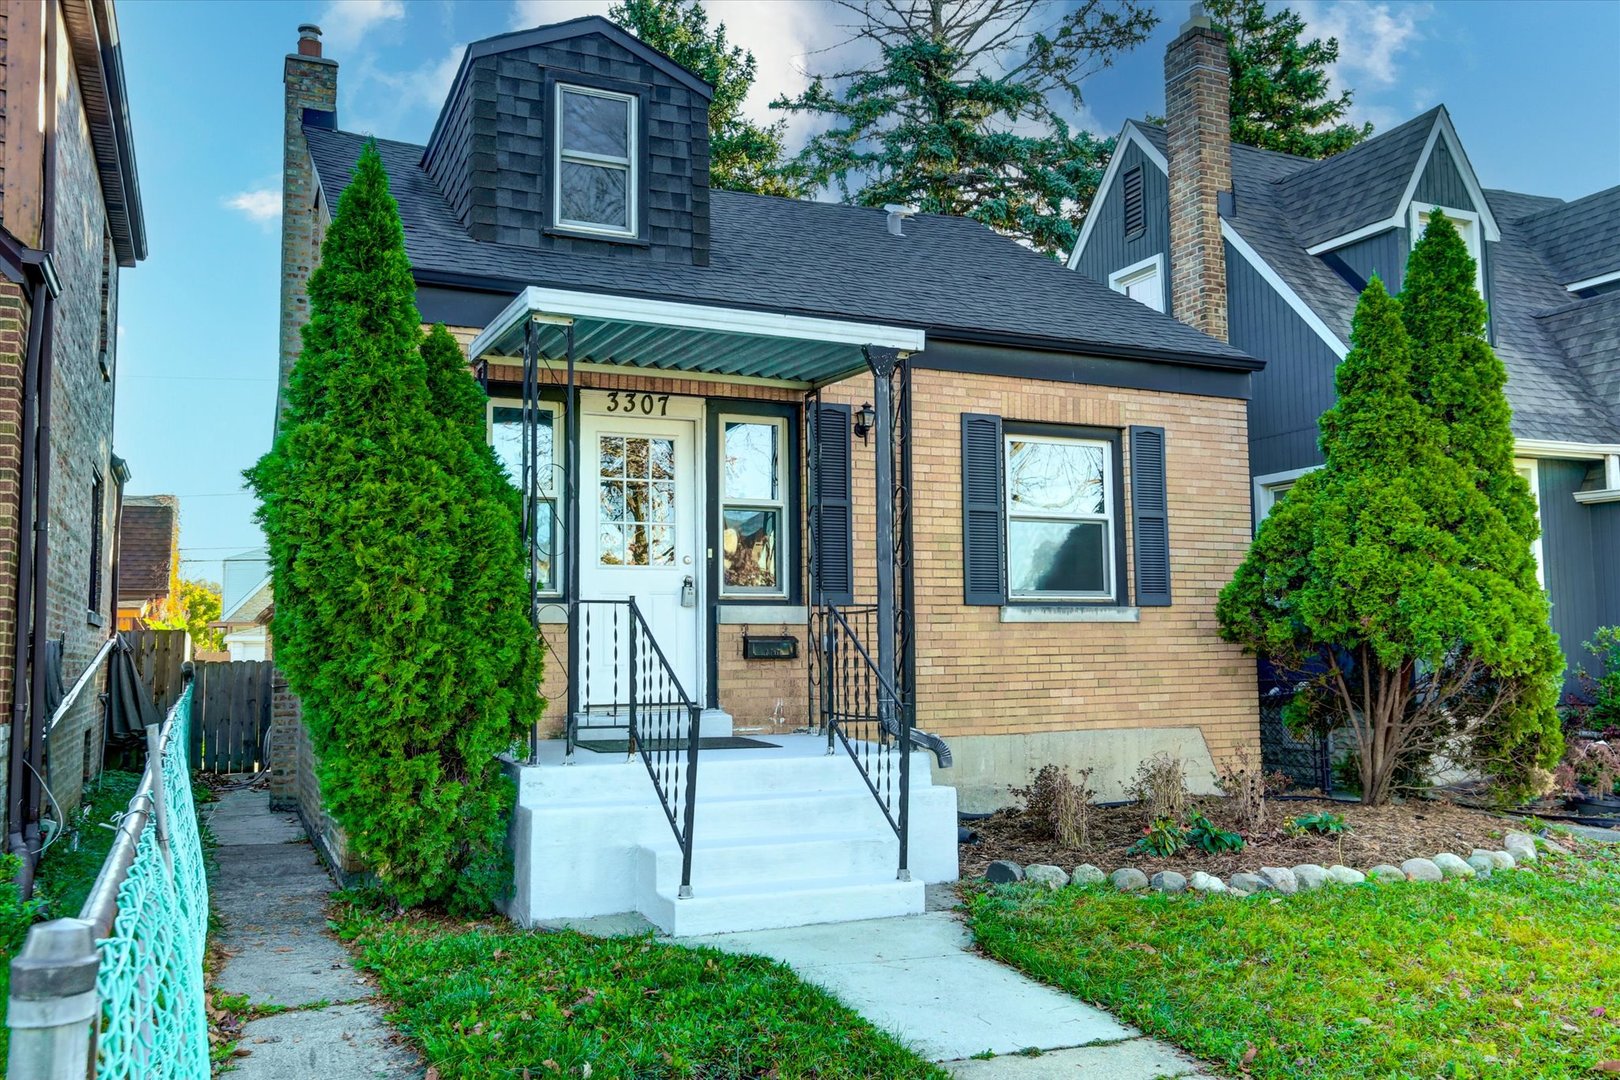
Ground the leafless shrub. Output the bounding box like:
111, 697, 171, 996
1213, 748, 1291, 834
1010, 764, 1097, 847
1128, 753, 1187, 823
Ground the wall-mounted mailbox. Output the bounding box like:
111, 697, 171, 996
742, 633, 798, 660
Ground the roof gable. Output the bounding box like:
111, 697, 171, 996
1065, 121, 1168, 269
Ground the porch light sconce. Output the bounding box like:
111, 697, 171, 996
853, 402, 876, 445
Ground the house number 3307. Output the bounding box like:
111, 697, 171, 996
604, 391, 671, 416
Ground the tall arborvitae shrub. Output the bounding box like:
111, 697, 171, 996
248, 145, 540, 910
1217, 259, 1562, 804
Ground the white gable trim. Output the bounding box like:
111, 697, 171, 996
1306, 110, 1500, 255
1221, 219, 1349, 360
1066, 122, 1169, 270
1566, 269, 1620, 293
1513, 438, 1620, 460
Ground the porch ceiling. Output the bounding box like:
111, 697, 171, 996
467, 286, 926, 385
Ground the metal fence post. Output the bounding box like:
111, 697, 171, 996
147, 723, 174, 877
6, 918, 100, 1080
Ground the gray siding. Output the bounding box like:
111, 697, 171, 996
1225, 241, 1338, 477
1414, 143, 1475, 210
1538, 460, 1606, 691
1073, 142, 1171, 308
421, 29, 711, 261
1332, 228, 1406, 292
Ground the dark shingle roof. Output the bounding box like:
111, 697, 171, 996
1514, 186, 1620, 286
1116, 118, 1620, 442
305, 127, 1256, 369
1275, 107, 1442, 249
118, 496, 177, 602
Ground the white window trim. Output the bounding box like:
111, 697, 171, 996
1515, 458, 1546, 588
1004, 433, 1116, 602
553, 84, 638, 238
489, 396, 565, 595
1108, 254, 1166, 313
1253, 465, 1319, 529
1409, 202, 1485, 298
718, 414, 790, 599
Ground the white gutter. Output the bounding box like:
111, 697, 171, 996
468, 285, 926, 361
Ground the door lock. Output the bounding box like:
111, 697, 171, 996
681, 575, 696, 608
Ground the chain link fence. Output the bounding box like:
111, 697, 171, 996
7, 674, 209, 1080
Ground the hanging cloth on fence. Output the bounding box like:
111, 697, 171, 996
105, 638, 162, 750
42, 637, 64, 719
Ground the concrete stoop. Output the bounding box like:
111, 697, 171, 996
505, 734, 958, 936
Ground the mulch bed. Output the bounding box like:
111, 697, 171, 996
960, 794, 1528, 879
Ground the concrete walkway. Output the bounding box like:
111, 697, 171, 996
690, 911, 1214, 1078
207, 788, 423, 1080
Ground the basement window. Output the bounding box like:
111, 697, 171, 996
554, 84, 638, 238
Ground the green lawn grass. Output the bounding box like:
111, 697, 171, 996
966, 846, 1620, 1080
333, 899, 945, 1080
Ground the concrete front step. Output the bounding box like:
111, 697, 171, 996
574, 708, 735, 739
646, 875, 926, 938
505, 734, 957, 936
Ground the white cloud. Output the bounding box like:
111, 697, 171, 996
223, 189, 280, 223
1299, 1, 1428, 90
319, 0, 407, 51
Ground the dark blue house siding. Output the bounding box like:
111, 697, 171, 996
1332, 228, 1406, 292
1225, 241, 1339, 479
1073, 141, 1171, 307
422, 31, 711, 260
1536, 460, 1611, 692
1414, 143, 1474, 209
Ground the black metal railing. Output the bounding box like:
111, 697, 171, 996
813, 604, 910, 877
571, 598, 701, 897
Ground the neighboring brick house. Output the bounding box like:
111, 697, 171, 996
114, 494, 178, 628
278, 17, 1262, 932
0, 0, 146, 873
1069, 8, 1620, 770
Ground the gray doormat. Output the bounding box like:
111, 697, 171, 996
574, 736, 780, 754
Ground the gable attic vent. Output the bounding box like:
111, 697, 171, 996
1123, 166, 1145, 238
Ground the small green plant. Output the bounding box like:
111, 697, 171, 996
1128, 817, 1188, 857
1186, 809, 1244, 853
1289, 811, 1350, 836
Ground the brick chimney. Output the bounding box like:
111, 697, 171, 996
278, 24, 338, 423
1164, 2, 1230, 341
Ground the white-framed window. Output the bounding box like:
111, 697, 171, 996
1514, 457, 1545, 588
1410, 202, 1485, 299
490, 399, 564, 593
554, 84, 637, 237
1005, 433, 1115, 600
1252, 466, 1318, 529
1108, 254, 1166, 313
719, 415, 788, 596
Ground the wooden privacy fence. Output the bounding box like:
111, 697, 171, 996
122, 628, 190, 717
191, 661, 275, 774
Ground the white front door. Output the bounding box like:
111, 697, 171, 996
579, 398, 702, 707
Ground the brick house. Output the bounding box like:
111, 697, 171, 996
277, 17, 1261, 933
114, 493, 178, 628
1070, 7, 1620, 778
0, 0, 147, 875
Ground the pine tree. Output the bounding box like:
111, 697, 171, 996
775, 0, 1156, 256
1205, 0, 1371, 158
610, 0, 803, 197
247, 145, 541, 911
1217, 274, 1561, 804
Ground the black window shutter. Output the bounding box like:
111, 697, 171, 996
961, 413, 1006, 605
812, 403, 854, 605
1129, 425, 1172, 607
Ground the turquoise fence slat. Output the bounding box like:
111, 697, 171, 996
93, 681, 210, 1080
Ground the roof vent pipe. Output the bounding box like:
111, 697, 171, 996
885, 204, 919, 237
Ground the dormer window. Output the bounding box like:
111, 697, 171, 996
1410, 202, 1484, 298
555, 84, 638, 237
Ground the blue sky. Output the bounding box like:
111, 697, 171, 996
112, 0, 1620, 586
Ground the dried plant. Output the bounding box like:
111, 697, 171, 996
1128, 753, 1188, 824
1011, 764, 1096, 848
1213, 748, 1289, 835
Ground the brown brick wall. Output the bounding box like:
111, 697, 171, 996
0, 282, 26, 833
269, 669, 363, 876
279, 50, 338, 408
1165, 18, 1231, 342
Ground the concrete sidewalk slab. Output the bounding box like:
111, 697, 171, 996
692, 913, 1141, 1062
945, 1041, 1213, 1078
232, 1003, 424, 1080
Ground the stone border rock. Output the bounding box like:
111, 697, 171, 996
980, 831, 1556, 898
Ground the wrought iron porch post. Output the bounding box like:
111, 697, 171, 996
522, 319, 541, 763
564, 322, 580, 762
864, 345, 908, 881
